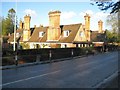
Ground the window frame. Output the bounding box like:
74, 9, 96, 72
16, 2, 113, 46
79, 31, 84, 37
63, 30, 70, 37
39, 31, 45, 37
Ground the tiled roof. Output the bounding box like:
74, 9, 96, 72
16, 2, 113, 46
28, 26, 48, 42
8, 33, 21, 42
59, 23, 82, 43
91, 31, 106, 42
91, 31, 98, 41
7, 28, 34, 42
7, 29, 23, 42
28, 23, 82, 43
8, 24, 106, 44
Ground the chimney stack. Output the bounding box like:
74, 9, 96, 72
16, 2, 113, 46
84, 13, 90, 31
84, 13, 91, 41
98, 20, 103, 33
47, 10, 61, 41
23, 14, 31, 41
24, 14, 31, 30
19, 19, 23, 29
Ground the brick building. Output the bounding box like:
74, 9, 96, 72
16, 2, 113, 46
8, 10, 106, 49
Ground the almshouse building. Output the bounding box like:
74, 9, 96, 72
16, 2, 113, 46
8, 10, 106, 49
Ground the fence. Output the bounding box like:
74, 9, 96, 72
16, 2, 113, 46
2, 45, 119, 66
2, 47, 89, 66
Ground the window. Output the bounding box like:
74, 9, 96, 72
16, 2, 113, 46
64, 30, 70, 37
16, 33, 20, 37
39, 32, 45, 37
79, 31, 84, 37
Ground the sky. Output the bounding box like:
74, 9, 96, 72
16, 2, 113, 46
2, 2, 111, 31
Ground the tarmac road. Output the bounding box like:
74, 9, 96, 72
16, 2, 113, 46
2, 51, 118, 88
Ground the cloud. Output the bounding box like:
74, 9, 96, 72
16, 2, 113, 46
93, 12, 109, 20
61, 11, 76, 20
24, 9, 37, 17
79, 9, 109, 19
79, 10, 93, 17
79, 10, 109, 30
91, 12, 109, 30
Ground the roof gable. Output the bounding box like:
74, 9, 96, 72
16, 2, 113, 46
59, 23, 82, 43
74, 25, 87, 42
28, 26, 48, 42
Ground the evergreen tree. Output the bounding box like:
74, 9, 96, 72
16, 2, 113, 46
2, 8, 17, 36
91, 0, 120, 14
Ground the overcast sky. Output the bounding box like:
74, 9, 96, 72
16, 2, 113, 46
2, 2, 111, 31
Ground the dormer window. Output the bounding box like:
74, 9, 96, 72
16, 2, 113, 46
39, 31, 45, 37
64, 30, 70, 37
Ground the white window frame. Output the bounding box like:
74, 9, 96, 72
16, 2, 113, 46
39, 32, 44, 37
79, 31, 84, 37
64, 30, 70, 37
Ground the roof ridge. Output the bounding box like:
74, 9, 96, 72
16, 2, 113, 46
60, 23, 82, 26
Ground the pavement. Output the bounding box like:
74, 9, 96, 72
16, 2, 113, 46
0, 51, 104, 70
1, 55, 85, 70
104, 74, 119, 88
1, 51, 119, 88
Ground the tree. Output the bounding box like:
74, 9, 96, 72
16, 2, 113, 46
106, 13, 118, 33
106, 12, 120, 43
105, 30, 119, 43
91, 0, 120, 14
2, 8, 17, 36
2, 17, 8, 35
8, 8, 16, 24
0, 16, 2, 34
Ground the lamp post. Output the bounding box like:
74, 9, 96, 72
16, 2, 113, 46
13, 1, 17, 51
13, 21, 16, 51
14, 0, 18, 66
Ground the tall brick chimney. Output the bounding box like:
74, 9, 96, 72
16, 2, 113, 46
23, 14, 31, 41
24, 14, 31, 30
98, 20, 103, 33
19, 19, 23, 29
84, 13, 91, 41
47, 10, 61, 41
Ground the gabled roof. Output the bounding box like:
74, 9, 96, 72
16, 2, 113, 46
28, 23, 82, 43
9, 23, 106, 44
90, 31, 98, 41
8, 28, 35, 42
91, 31, 106, 42
28, 26, 48, 42
59, 23, 82, 43
7, 29, 23, 42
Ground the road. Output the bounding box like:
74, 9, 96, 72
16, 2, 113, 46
2, 51, 119, 88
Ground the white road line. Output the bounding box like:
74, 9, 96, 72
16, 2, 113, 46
1, 70, 61, 87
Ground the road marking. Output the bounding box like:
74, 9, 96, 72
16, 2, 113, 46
1, 70, 61, 87
2, 52, 118, 87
